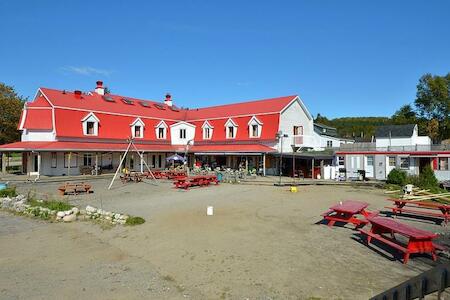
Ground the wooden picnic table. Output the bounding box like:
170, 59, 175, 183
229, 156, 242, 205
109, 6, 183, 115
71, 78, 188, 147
386, 198, 450, 226
173, 175, 218, 189
359, 216, 445, 264
120, 172, 144, 183
58, 182, 92, 195
322, 200, 376, 228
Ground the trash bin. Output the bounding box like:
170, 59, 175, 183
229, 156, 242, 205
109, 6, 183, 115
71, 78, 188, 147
216, 172, 223, 182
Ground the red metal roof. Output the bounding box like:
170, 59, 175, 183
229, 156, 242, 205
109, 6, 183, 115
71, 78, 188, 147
185, 95, 297, 120
190, 144, 276, 153
22, 109, 53, 130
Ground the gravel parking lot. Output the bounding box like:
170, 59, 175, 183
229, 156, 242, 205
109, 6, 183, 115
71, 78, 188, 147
1, 178, 448, 299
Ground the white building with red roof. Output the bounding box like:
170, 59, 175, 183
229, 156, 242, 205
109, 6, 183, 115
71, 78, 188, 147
0, 81, 351, 177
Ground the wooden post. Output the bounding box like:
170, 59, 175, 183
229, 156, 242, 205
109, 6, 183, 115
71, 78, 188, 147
95, 153, 99, 176
245, 157, 249, 174
68, 152, 71, 176
140, 151, 144, 173
263, 154, 266, 176
37, 152, 41, 176
1, 153, 6, 173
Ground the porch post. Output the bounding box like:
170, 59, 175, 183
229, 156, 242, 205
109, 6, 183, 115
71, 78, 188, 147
95, 153, 99, 176
262, 153, 266, 176
312, 158, 315, 179
140, 151, 144, 173
68, 152, 71, 176
320, 159, 324, 179
292, 154, 295, 179
37, 152, 41, 176
245, 156, 249, 174
1, 153, 6, 173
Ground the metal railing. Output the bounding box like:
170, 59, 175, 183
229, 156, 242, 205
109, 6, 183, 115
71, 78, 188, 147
370, 263, 450, 300
339, 144, 450, 152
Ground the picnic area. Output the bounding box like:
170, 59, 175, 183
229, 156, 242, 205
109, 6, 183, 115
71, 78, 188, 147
0, 178, 448, 299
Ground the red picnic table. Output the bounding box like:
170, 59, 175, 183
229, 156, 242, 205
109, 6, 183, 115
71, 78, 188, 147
386, 198, 450, 226
322, 200, 376, 228
359, 216, 445, 264
173, 175, 219, 189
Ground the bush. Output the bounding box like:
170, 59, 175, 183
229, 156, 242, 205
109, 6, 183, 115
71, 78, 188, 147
418, 165, 439, 190
125, 216, 145, 226
406, 175, 421, 187
386, 169, 407, 186
28, 199, 73, 211
0, 187, 17, 197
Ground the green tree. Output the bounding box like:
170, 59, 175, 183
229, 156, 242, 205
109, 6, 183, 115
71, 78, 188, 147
414, 73, 450, 141
391, 104, 417, 125
0, 83, 26, 144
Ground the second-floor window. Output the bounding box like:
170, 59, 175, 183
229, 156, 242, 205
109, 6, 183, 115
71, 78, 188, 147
158, 127, 165, 139
82, 112, 99, 136
326, 140, 333, 147
134, 126, 142, 138
293, 126, 303, 135
204, 127, 211, 139
251, 124, 259, 137
179, 128, 186, 139
227, 126, 235, 138
86, 122, 95, 135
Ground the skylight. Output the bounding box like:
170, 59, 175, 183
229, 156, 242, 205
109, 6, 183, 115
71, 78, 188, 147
169, 106, 180, 112
122, 98, 134, 105
154, 104, 166, 110
139, 101, 151, 108
102, 95, 115, 102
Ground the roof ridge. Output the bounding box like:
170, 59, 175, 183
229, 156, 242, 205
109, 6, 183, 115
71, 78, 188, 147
189, 95, 298, 111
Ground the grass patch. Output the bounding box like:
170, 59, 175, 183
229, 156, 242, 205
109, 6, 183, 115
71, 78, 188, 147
28, 199, 73, 211
125, 216, 145, 226
0, 187, 17, 197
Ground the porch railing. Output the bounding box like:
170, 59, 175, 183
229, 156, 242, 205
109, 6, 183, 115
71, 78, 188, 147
339, 143, 450, 152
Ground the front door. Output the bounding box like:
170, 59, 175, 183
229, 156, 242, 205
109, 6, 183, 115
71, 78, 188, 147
419, 158, 432, 172
364, 156, 374, 178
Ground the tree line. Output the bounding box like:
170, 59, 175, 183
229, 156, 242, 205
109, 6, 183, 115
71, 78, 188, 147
315, 73, 450, 143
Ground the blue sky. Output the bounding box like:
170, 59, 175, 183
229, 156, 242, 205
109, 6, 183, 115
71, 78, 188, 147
1, 1, 449, 118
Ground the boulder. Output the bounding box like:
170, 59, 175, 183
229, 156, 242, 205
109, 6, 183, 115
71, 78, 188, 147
64, 210, 73, 216
63, 214, 77, 222
71, 207, 79, 215
56, 211, 65, 218
85, 205, 96, 213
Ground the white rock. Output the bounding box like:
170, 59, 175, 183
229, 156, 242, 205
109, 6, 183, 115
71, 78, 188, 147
63, 214, 77, 222
57, 211, 66, 218
71, 207, 79, 215
85, 205, 96, 213
114, 213, 121, 219
64, 210, 72, 216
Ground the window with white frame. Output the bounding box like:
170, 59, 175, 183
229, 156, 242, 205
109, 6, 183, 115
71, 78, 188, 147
131, 118, 145, 138
400, 157, 409, 169
388, 156, 396, 167
293, 126, 303, 135
179, 128, 186, 139
439, 157, 449, 170
155, 121, 167, 139
338, 156, 345, 166
225, 118, 238, 139
326, 140, 333, 148
64, 153, 77, 168
202, 120, 214, 140
51, 152, 57, 168
81, 112, 99, 136
83, 153, 92, 166
248, 116, 262, 138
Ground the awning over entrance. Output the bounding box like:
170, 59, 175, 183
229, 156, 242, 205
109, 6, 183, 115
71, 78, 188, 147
0, 141, 175, 152
0, 141, 277, 154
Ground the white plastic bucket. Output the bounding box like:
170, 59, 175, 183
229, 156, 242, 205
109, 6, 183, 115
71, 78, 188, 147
206, 206, 214, 216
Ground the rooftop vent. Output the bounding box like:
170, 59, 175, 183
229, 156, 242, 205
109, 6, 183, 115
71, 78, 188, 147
122, 98, 134, 105
139, 101, 151, 108
154, 103, 166, 110
74, 90, 82, 99
164, 93, 173, 107
102, 95, 115, 102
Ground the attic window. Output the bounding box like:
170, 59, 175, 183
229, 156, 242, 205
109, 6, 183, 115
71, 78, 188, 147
102, 95, 115, 102
169, 106, 180, 112
154, 104, 166, 110
122, 98, 134, 105
139, 101, 151, 108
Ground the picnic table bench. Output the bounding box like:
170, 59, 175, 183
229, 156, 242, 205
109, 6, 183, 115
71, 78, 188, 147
173, 175, 219, 189
359, 216, 445, 264
386, 198, 450, 226
120, 172, 144, 183
58, 182, 92, 195
321, 200, 378, 228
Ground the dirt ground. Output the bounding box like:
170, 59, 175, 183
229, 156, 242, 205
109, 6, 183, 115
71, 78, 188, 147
1, 177, 449, 300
